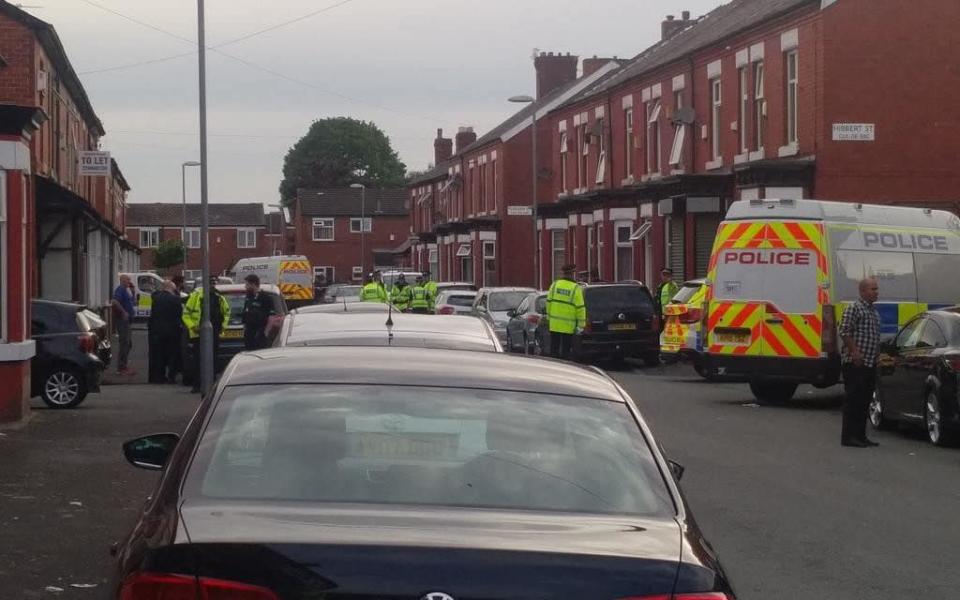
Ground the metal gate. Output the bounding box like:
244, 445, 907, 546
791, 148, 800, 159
694, 213, 721, 277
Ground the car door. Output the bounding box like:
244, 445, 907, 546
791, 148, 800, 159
507, 296, 531, 344
883, 317, 925, 418
902, 316, 949, 421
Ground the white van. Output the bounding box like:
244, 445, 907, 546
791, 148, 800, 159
231, 255, 315, 306
119, 272, 166, 318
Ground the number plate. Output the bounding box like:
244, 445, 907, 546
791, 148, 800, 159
714, 331, 750, 345
609, 323, 637, 331
664, 335, 685, 344
220, 329, 243, 339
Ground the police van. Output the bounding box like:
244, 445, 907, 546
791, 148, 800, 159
705, 198, 960, 403
230, 255, 315, 308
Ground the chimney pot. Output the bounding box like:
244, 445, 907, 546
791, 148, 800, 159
534, 51, 579, 99
682, 10, 691, 20
455, 127, 477, 154
434, 128, 453, 164
661, 13, 687, 40
666, 14, 675, 20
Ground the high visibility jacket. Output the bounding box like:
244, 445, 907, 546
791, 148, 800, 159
409, 285, 431, 311
391, 284, 412, 309
546, 278, 586, 334
361, 282, 388, 303
423, 280, 439, 308
182, 287, 231, 339
657, 280, 680, 314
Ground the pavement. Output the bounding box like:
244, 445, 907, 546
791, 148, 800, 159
2, 335, 959, 599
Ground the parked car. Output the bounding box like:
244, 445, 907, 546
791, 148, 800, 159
660, 279, 715, 377
471, 287, 537, 344
505, 292, 547, 354
434, 290, 478, 315
30, 300, 110, 408
435, 281, 477, 293
325, 284, 363, 304
873, 308, 960, 446
296, 302, 393, 315
275, 312, 502, 352
536, 282, 660, 365
113, 346, 735, 600
215, 284, 287, 369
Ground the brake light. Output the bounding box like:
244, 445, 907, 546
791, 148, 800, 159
618, 594, 730, 600
822, 304, 837, 354
944, 354, 960, 372
437, 305, 455, 315
78, 333, 96, 354
526, 314, 541, 325
679, 308, 702, 324
120, 572, 279, 600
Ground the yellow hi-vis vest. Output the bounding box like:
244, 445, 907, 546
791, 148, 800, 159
409, 285, 431, 310
546, 278, 586, 334
423, 280, 439, 308
361, 282, 388, 303
182, 288, 231, 339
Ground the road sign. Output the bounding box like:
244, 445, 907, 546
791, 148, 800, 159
507, 205, 532, 216
78, 151, 111, 176
832, 123, 875, 142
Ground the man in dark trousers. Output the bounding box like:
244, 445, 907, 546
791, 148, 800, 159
241, 274, 275, 351
147, 280, 183, 383
546, 264, 586, 360
182, 275, 231, 393
838, 277, 881, 448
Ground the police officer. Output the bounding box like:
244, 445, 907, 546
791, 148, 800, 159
241, 274, 275, 350
422, 271, 438, 312
360, 273, 388, 303
655, 268, 680, 325
546, 264, 586, 360
182, 275, 231, 393
390, 274, 412, 311
409, 276, 431, 314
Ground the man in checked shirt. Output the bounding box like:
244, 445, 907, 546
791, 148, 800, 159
838, 278, 881, 448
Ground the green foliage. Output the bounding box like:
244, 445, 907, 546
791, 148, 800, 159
153, 239, 186, 273
279, 117, 407, 203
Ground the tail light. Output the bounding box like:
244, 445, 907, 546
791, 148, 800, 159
678, 308, 702, 324
822, 304, 837, 355
78, 333, 96, 354
526, 314, 541, 326
618, 594, 730, 600
120, 572, 279, 600
944, 354, 960, 372
437, 305, 455, 315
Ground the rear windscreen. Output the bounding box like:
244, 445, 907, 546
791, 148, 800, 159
714, 249, 818, 314
446, 295, 476, 307
585, 287, 654, 318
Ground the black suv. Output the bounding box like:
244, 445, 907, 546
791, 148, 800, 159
31, 300, 110, 408
535, 282, 660, 365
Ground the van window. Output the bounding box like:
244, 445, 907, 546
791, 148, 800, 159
835, 251, 916, 303
915, 254, 960, 305
138, 275, 158, 293
713, 249, 818, 314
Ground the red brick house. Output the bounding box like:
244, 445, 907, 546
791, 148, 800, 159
125, 203, 268, 279
292, 188, 410, 284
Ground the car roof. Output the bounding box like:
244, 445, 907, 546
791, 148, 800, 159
479, 287, 537, 293
296, 303, 391, 314
437, 290, 477, 296
583, 281, 650, 290
682, 279, 707, 286
216, 284, 282, 294
284, 313, 492, 344
32, 299, 83, 311
223, 347, 624, 401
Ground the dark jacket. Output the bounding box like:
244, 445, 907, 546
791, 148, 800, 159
242, 290, 274, 350
148, 290, 183, 336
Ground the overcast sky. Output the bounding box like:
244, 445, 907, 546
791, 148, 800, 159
34, 0, 725, 207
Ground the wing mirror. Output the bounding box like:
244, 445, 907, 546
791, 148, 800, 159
506, 309, 517, 318
667, 459, 685, 481
123, 433, 180, 471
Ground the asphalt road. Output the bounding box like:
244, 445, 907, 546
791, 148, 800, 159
612, 363, 960, 600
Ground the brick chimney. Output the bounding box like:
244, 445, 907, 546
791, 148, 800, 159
583, 56, 619, 77
661, 11, 693, 41
434, 128, 453, 164
534, 52, 579, 99
455, 126, 477, 154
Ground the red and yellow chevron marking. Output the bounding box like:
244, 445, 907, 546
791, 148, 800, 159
707, 220, 828, 359
280, 260, 311, 273
279, 283, 313, 300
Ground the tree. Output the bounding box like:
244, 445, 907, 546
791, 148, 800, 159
153, 239, 186, 274
279, 117, 407, 203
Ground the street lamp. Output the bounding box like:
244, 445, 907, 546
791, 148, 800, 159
181, 161, 201, 241
196, 0, 214, 396
509, 94, 540, 289
350, 183, 367, 274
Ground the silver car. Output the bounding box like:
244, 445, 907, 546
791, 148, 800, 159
435, 290, 478, 315
470, 287, 536, 344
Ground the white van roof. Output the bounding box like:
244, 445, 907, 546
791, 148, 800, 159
725, 199, 960, 231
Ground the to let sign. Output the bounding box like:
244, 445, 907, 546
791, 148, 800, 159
507, 205, 532, 216
78, 151, 111, 176
832, 123, 875, 142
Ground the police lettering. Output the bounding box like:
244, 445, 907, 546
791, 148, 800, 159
863, 231, 949, 251
723, 251, 812, 266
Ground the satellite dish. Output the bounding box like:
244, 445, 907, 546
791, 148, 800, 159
672, 107, 696, 125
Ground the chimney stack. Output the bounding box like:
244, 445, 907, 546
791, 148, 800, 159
661, 11, 694, 41
455, 126, 477, 154
534, 51, 579, 99
582, 55, 620, 78
434, 128, 453, 165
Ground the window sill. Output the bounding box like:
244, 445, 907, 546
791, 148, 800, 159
734, 152, 749, 165
778, 143, 798, 158
0, 340, 36, 362
648, 172, 663, 181
621, 176, 636, 186
311, 239, 335, 243
670, 168, 686, 175
705, 158, 724, 171
749, 148, 766, 161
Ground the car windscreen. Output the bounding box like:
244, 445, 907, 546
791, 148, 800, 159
585, 286, 654, 319
670, 283, 703, 305
189, 385, 674, 517
489, 292, 531, 312
287, 334, 497, 352
443, 294, 476, 307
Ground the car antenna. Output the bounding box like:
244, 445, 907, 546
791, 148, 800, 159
385, 301, 395, 345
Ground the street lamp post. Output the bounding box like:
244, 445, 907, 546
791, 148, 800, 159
350, 183, 367, 273
196, 0, 214, 396
181, 161, 201, 241
508, 95, 540, 288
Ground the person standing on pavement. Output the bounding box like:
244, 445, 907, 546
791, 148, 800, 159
655, 268, 680, 324
361, 273, 388, 303
838, 278, 882, 448
546, 264, 586, 360
422, 271, 438, 312
390, 274, 412, 311
409, 276, 431, 314
241, 274, 275, 351
111, 274, 137, 376
182, 276, 231, 393
147, 281, 182, 383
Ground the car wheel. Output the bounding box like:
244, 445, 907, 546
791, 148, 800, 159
41, 367, 87, 409
869, 386, 894, 430
749, 381, 797, 405
925, 390, 957, 446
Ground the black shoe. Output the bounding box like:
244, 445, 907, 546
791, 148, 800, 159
841, 439, 869, 448
860, 438, 879, 447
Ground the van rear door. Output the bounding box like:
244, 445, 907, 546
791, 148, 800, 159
708, 221, 826, 360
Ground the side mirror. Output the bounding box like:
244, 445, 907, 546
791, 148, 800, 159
123, 433, 180, 471
506, 309, 517, 318
667, 459, 685, 481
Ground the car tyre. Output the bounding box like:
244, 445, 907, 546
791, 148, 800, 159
749, 381, 797, 405
41, 366, 87, 409
869, 386, 894, 430
693, 362, 718, 381
925, 390, 958, 447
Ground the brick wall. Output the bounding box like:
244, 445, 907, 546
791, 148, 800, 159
294, 215, 409, 284
125, 226, 268, 276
